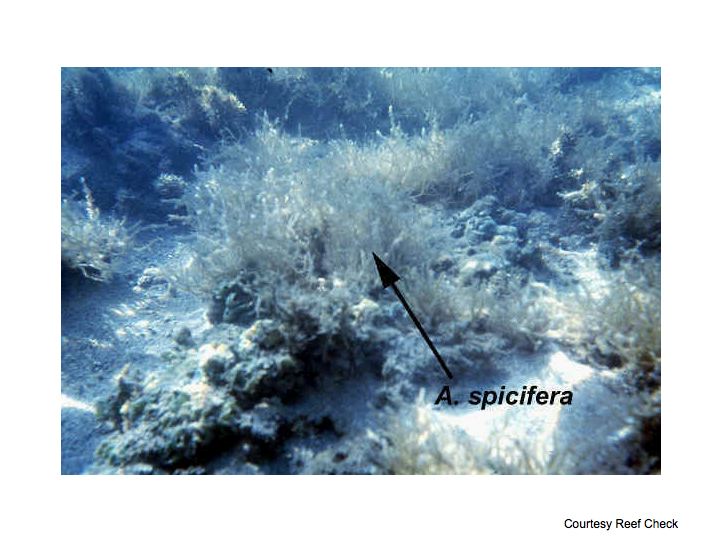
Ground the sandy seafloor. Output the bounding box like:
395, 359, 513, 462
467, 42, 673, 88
61, 68, 660, 474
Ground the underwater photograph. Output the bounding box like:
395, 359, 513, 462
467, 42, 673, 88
61, 67, 660, 475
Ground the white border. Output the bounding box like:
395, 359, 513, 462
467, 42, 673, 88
2, 1, 716, 537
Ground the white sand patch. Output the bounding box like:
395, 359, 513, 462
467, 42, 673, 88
61, 393, 95, 414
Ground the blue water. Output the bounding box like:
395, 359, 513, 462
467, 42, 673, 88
61, 68, 660, 474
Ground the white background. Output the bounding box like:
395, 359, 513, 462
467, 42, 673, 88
0, 1, 716, 537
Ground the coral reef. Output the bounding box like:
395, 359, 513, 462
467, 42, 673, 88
61, 68, 660, 475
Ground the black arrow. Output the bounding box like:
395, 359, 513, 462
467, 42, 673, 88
372, 252, 453, 380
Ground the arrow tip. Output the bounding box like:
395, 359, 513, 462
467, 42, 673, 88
372, 252, 401, 288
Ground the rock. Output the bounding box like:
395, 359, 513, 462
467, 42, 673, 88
467, 216, 497, 243
207, 281, 256, 325
94, 369, 242, 469
496, 224, 518, 238
133, 266, 168, 292
459, 253, 502, 284
198, 343, 238, 386
241, 319, 285, 350
450, 222, 465, 238
93, 341, 299, 471
173, 326, 194, 348
232, 352, 302, 406
288, 434, 387, 474
237, 402, 282, 446
514, 243, 548, 274
430, 255, 455, 274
